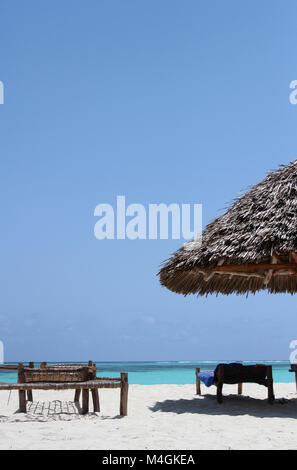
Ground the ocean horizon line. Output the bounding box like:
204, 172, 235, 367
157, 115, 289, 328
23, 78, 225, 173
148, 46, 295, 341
2, 359, 292, 364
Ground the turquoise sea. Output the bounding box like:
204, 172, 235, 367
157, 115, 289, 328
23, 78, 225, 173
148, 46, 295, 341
0, 361, 294, 384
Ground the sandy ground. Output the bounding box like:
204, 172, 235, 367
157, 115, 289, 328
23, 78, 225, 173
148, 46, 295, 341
0, 383, 297, 450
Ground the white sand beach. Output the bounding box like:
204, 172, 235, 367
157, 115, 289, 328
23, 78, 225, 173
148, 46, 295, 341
0, 383, 297, 450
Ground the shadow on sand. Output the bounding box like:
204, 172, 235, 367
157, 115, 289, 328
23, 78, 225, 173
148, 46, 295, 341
149, 394, 297, 419
11, 400, 96, 422
10, 400, 124, 422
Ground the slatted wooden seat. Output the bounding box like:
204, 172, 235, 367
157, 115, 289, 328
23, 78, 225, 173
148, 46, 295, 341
40, 360, 96, 404
0, 362, 128, 415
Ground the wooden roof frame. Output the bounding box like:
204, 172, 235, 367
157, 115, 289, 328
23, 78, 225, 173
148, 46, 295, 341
205, 251, 297, 277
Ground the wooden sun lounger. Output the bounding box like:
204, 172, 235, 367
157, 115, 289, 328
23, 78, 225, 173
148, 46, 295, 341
195, 364, 274, 404
0, 363, 128, 415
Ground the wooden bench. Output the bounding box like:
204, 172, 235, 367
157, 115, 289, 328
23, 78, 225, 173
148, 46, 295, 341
0, 363, 128, 415
196, 363, 274, 404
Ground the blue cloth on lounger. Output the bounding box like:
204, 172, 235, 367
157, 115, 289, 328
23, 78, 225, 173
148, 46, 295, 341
198, 371, 214, 387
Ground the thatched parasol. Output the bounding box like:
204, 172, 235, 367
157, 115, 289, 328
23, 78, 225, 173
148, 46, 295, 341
159, 159, 297, 296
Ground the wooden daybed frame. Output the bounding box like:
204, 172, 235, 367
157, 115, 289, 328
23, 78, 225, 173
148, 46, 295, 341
0, 361, 128, 415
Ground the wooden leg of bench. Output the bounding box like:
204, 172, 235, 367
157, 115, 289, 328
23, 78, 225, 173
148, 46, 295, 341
74, 389, 81, 403
268, 382, 274, 404
19, 390, 26, 413
217, 382, 223, 404
27, 363, 33, 401
195, 368, 201, 395
267, 366, 274, 404
82, 389, 89, 414
216, 364, 224, 404
238, 383, 242, 395
91, 388, 100, 412
120, 372, 128, 416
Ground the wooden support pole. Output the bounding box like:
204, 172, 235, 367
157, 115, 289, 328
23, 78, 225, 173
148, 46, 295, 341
82, 389, 89, 414
91, 388, 100, 412
120, 372, 128, 416
17, 363, 26, 413
74, 389, 81, 402
217, 383, 223, 404
216, 365, 224, 404
19, 390, 26, 413
267, 366, 274, 404
78, 366, 89, 407
27, 362, 34, 402
195, 368, 201, 395
17, 363, 24, 383
238, 383, 242, 395
87, 360, 96, 379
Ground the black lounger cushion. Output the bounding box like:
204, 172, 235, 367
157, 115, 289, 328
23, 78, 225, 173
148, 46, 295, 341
214, 363, 268, 386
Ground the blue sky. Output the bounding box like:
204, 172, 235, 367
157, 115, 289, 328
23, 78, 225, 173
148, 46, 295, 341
1, 0, 297, 361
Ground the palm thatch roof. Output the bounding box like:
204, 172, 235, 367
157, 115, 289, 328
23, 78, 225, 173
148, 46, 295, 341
159, 159, 297, 296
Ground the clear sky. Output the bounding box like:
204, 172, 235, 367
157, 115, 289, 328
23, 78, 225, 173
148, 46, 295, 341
1, 0, 297, 362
